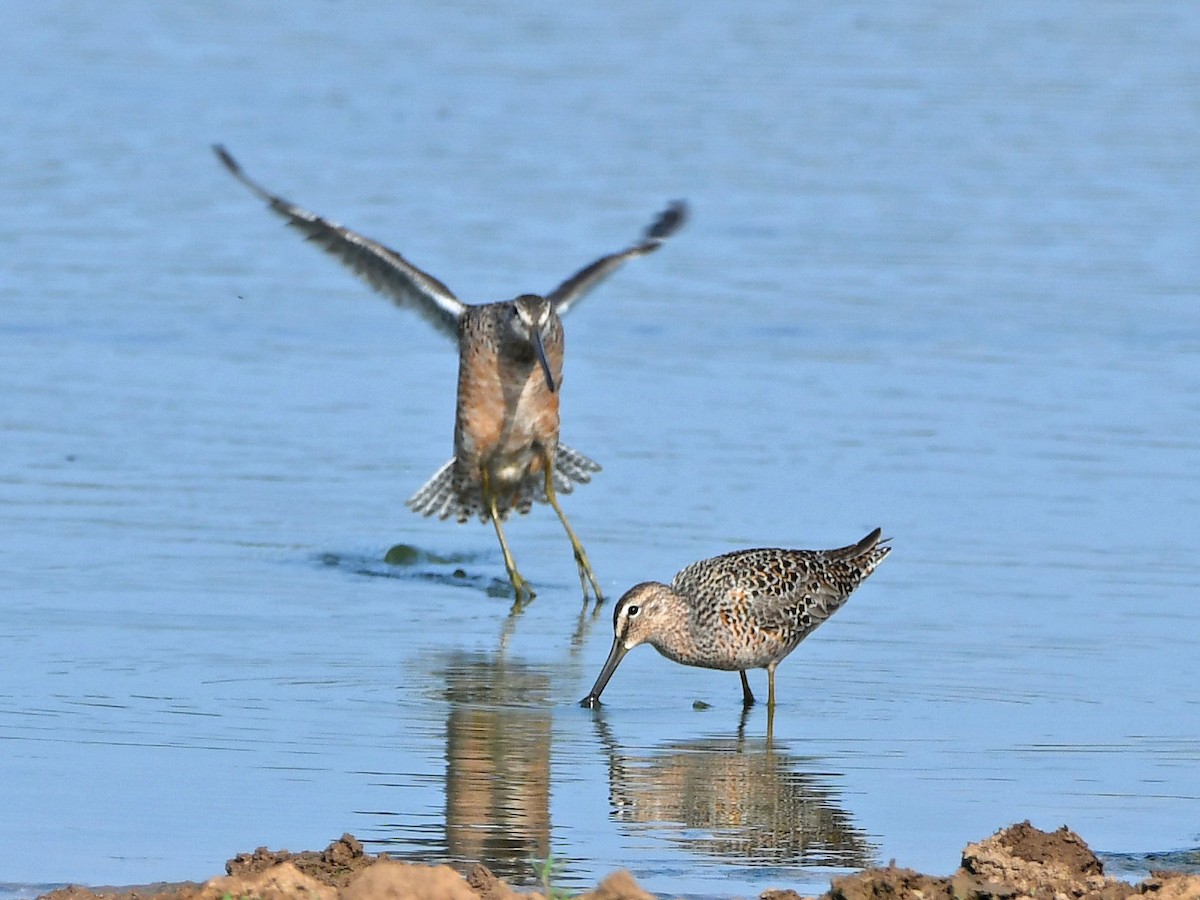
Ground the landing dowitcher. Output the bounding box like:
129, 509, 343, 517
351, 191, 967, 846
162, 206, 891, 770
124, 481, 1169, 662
580, 528, 890, 709
214, 146, 686, 603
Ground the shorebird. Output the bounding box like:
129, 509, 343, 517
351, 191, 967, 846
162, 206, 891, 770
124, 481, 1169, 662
580, 528, 890, 709
214, 146, 686, 603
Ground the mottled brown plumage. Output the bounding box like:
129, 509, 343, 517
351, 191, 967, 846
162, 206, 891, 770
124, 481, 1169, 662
581, 528, 891, 709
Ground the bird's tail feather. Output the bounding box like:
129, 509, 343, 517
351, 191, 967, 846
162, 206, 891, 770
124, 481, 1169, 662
405, 443, 601, 523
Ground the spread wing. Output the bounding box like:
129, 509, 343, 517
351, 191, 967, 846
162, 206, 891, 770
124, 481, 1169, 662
214, 145, 466, 340
547, 200, 687, 317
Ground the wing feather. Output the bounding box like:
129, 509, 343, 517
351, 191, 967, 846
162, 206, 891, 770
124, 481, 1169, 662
214, 145, 466, 339
547, 200, 687, 316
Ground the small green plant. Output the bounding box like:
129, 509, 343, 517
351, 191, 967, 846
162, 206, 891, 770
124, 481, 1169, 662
532, 854, 573, 900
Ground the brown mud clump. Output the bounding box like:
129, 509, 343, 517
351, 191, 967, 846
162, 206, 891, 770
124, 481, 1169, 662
810, 821, 1199, 900
37, 822, 1200, 900
223, 832, 372, 887
959, 820, 1116, 898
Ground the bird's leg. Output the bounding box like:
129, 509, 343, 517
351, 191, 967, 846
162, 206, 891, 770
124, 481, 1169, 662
539, 448, 603, 604
739, 670, 756, 707
482, 468, 535, 604
762, 667, 777, 745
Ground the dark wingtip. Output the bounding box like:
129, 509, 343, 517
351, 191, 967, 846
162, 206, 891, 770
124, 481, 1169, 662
828, 527, 888, 561
859, 527, 887, 555
212, 144, 276, 205
212, 143, 239, 174
865, 527, 893, 562
646, 200, 688, 242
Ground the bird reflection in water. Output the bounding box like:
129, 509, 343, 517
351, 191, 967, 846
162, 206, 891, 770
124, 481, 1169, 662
443, 653, 553, 881
591, 712, 874, 869
370, 651, 555, 884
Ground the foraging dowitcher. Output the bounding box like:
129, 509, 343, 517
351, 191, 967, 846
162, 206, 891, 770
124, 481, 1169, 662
214, 146, 686, 603
580, 528, 890, 709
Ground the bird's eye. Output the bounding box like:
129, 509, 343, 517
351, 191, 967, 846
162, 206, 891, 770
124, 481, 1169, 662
626, 605, 640, 617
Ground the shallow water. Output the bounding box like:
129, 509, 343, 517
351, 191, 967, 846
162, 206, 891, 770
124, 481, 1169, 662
2, 2, 1199, 898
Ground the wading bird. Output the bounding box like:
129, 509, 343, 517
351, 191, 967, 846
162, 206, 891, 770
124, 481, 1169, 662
215, 146, 685, 603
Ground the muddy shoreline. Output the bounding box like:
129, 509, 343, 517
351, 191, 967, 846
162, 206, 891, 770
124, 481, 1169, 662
36, 822, 1200, 900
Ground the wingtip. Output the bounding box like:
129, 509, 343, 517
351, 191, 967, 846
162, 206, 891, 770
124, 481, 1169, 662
212, 143, 238, 174
211, 144, 276, 205
646, 199, 688, 242
866, 527, 893, 551
869, 528, 893, 561
832, 527, 889, 560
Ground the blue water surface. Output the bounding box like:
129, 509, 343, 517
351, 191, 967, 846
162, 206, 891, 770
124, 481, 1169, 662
2, 3, 1198, 898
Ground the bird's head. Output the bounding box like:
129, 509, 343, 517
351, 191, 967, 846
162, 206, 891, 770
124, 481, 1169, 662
580, 582, 677, 707
508, 294, 557, 393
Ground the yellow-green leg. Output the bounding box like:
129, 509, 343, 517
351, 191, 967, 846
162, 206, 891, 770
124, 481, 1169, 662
765, 665, 779, 745
482, 469, 534, 604
540, 449, 603, 603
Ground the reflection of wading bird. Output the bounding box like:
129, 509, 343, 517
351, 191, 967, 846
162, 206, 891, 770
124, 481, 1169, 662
441, 652, 552, 875
582, 528, 890, 710
214, 146, 686, 603
594, 732, 874, 867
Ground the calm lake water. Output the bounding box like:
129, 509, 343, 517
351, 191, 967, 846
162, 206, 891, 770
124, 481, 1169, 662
2, 2, 1198, 898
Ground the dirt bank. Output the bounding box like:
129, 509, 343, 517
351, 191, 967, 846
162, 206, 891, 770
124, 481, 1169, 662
38, 822, 1200, 900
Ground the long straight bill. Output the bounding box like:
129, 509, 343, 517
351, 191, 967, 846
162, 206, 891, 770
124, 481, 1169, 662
579, 637, 629, 707
532, 327, 557, 393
